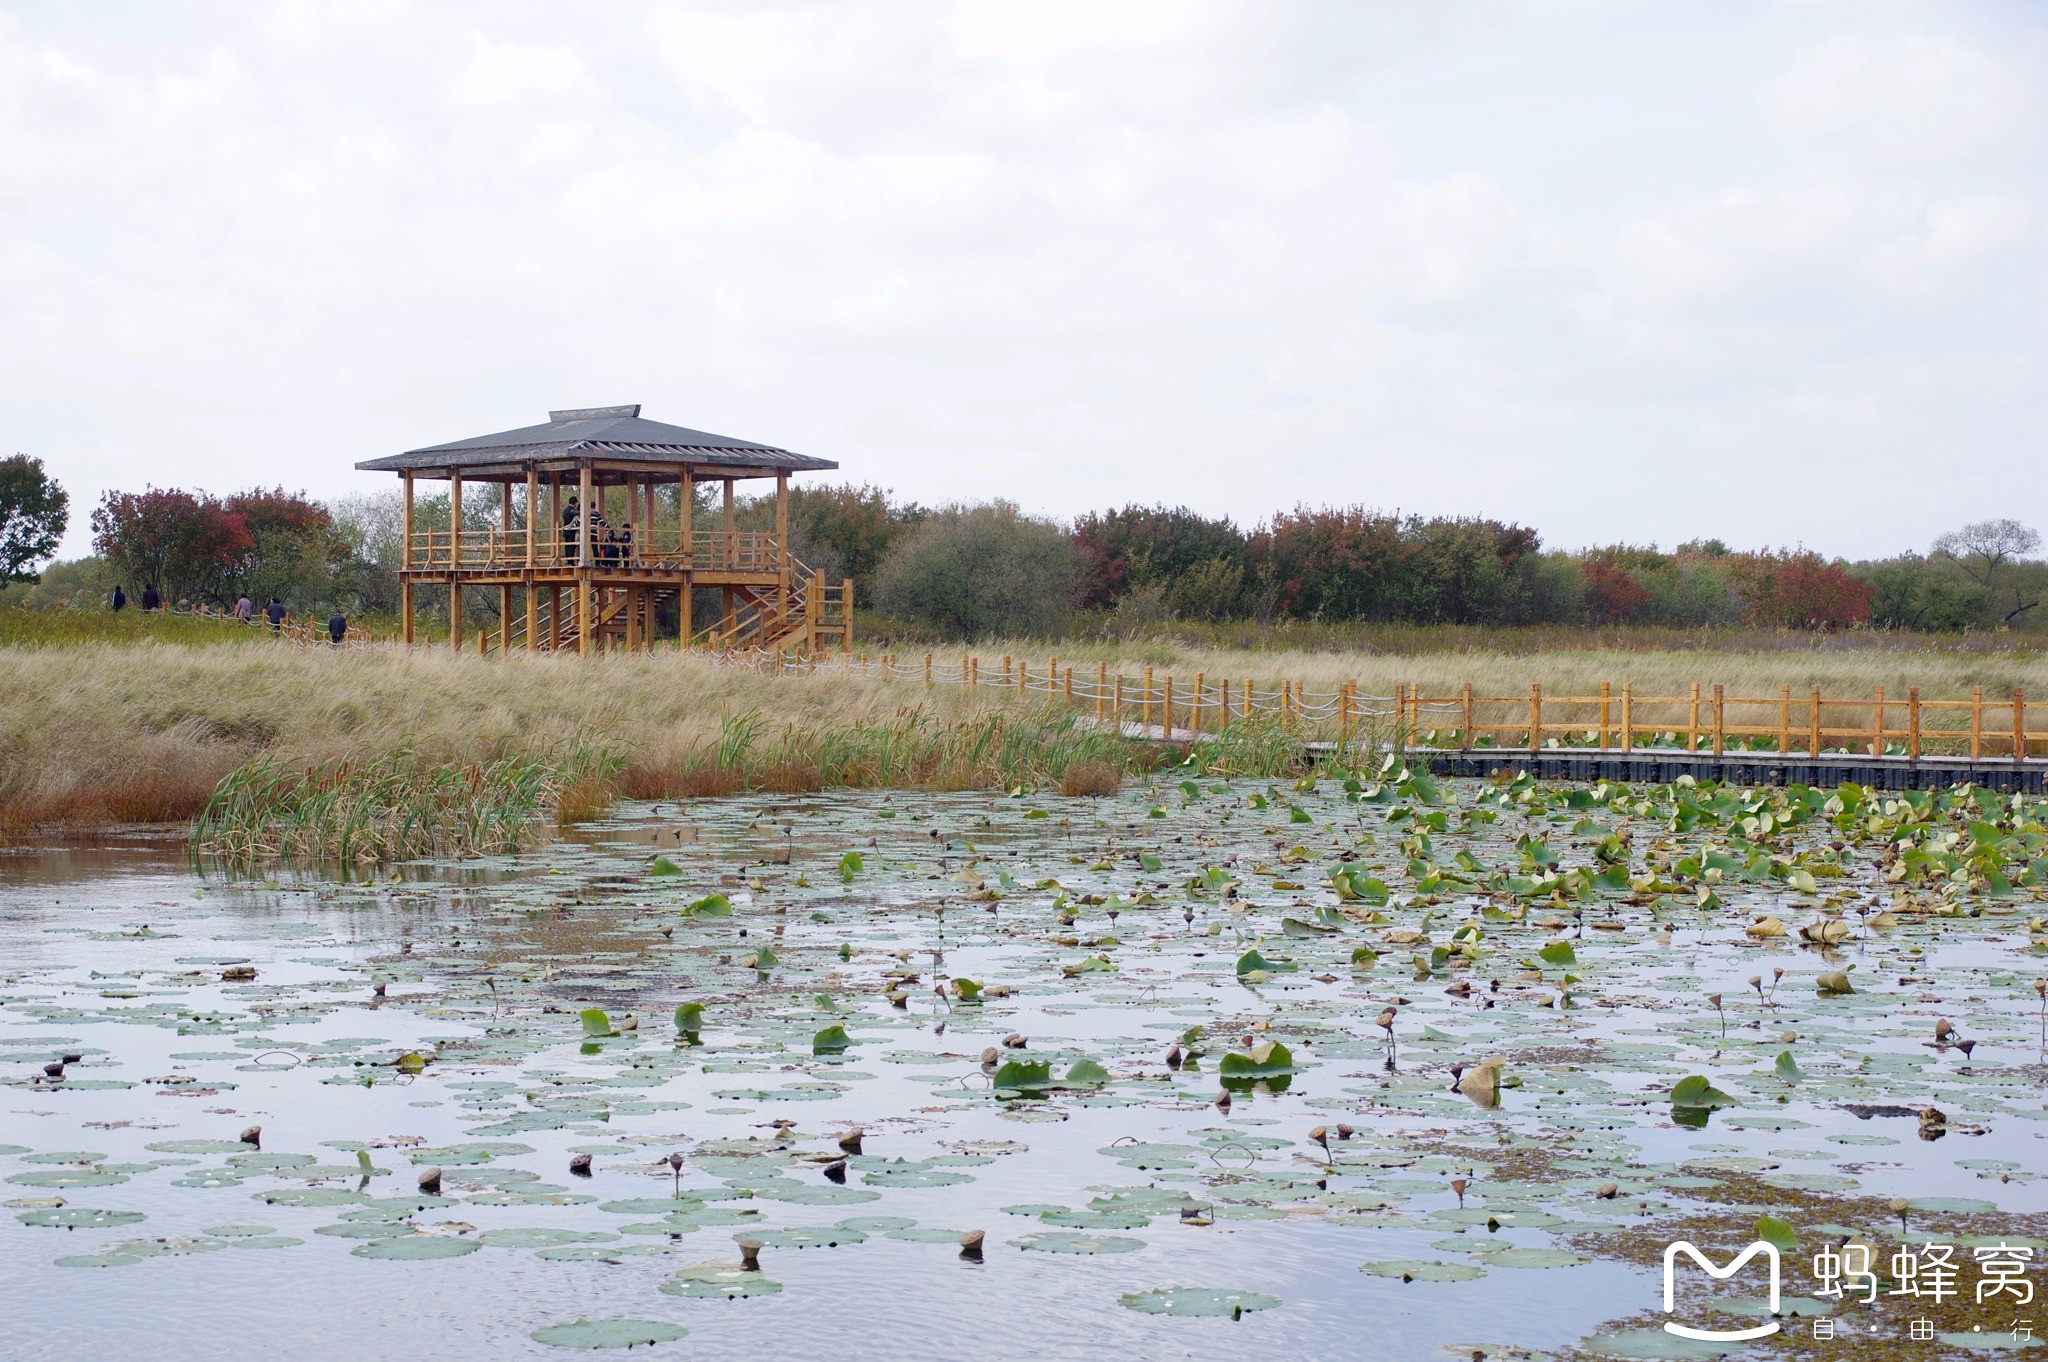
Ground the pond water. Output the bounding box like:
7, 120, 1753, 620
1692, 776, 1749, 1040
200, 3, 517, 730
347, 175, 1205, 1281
3, 772, 2046, 1361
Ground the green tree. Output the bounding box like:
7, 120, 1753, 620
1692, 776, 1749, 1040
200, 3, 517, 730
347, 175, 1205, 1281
1933, 519, 2042, 625
0, 453, 69, 583
873, 502, 1082, 639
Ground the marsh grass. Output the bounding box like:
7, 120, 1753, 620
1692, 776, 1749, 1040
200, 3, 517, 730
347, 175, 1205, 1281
10, 631, 2042, 846
194, 744, 623, 862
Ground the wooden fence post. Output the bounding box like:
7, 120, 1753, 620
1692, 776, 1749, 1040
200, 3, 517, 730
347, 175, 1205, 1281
924, 653, 932, 688
1908, 687, 1921, 762
1163, 676, 1174, 739
1599, 681, 1612, 750
1872, 685, 1886, 757
1778, 684, 1791, 756
1620, 684, 1633, 752
1143, 666, 1155, 732
1114, 674, 1125, 730
1970, 685, 1983, 760
1461, 683, 1475, 751
1529, 684, 1542, 751
1711, 684, 1725, 756
1809, 686, 1822, 757
1193, 672, 1205, 734
2016, 688, 2028, 765
1687, 683, 1700, 753
1339, 681, 1352, 748
1097, 661, 1108, 720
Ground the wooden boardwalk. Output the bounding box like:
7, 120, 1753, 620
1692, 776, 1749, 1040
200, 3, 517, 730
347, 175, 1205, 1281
719, 650, 2048, 792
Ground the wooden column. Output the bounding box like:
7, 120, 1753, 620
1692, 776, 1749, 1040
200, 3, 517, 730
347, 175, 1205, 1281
400, 471, 415, 645
679, 466, 695, 646
525, 581, 538, 653
549, 474, 562, 566
776, 471, 790, 599
525, 467, 538, 569
722, 478, 736, 569
448, 469, 464, 653
577, 462, 594, 657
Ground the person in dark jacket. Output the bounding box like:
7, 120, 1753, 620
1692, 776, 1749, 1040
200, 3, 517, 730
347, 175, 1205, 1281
561, 496, 580, 561
265, 597, 286, 631
328, 610, 347, 645
110, 585, 126, 611
140, 583, 160, 612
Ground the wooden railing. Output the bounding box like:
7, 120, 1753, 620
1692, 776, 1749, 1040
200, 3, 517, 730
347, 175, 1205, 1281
694, 653, 2048, 763
405, 528, 784, 572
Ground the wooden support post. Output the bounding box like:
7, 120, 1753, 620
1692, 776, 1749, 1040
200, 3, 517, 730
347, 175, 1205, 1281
400, 581, 413, 645
1163, 676, 1174, 739
1243, 678, 1253, 723
1063, 666, 1073, 702
1462, 683, 1475, 751
525, 583, 537, 653
499, 480, 512, 564
1872, 685, 1886, 757
401, 471, 415, 569
1338, 681, 1352, 748
2016, 688, 2028, 764
1143, 666, 1154, 732
679, 465, 693, 562
576, 463, 594, 656
499, 584, 511, 653
477, 629, 485, 656
1193, 672, 1205, 734
1221, 678, 1231, 726
1970, 685, 1983, 760
1003, 654, 1013, 688
1599, 681, 1612, 750
1686, 682, 1699, 752
924, 653, 933, 688
1114, 674, 1124, 729
1809, 686, 1822, 757
1619, 684, 1632, 753
1778, 684, 1791, 755
1097, 662, 1108, 719
775, 470, 789, 598
841, 579, 854, 651
548, 473, 561, 566
1711, 683, 1725, 756
524, 468, 538, 568
1529, 684, 1542, 751
722, 478, 735, 569
449, 468, 464, 653
1908, 687, 1921, 762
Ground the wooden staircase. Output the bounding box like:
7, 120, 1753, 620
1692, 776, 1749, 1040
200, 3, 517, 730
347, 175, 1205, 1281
495, 560, 850, 655
692, 563, 851, 654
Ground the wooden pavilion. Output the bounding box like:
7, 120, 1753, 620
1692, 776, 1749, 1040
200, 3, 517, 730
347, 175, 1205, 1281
357, 404, 850, 655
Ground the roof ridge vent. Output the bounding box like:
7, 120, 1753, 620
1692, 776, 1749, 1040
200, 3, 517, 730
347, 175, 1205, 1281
549, 404, 640, 423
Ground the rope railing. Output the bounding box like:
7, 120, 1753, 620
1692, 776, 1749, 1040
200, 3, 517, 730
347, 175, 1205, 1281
162, 604, 398, 653
694, 647, 2047, 764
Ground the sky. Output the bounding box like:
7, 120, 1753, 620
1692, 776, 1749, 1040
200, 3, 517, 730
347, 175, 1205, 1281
3, 0, 2043, 562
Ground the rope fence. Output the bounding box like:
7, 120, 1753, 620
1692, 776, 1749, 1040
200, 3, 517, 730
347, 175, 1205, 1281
702, 648, 2047, 764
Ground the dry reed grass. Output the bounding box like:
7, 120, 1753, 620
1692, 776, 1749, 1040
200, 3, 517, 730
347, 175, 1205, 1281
1059, 760, 1121, 797
10, 631, 2042, 840
0, 640, 1012, 837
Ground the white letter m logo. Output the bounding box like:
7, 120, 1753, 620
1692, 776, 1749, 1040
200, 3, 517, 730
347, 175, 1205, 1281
1662, 1241, 1782, 1342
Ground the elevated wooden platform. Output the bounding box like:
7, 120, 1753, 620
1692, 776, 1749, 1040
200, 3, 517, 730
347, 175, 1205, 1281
361, 404, 851, 655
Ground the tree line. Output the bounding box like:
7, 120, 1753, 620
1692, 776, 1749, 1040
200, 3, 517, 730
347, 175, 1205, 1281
1, 457, 2041, 641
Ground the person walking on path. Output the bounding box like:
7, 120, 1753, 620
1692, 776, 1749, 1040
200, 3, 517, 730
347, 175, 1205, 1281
140, 583, 160, 612
234, 594, 253, 624
110, 585, 126, 611
264, 597, 286, 632
328, 610, 347, 646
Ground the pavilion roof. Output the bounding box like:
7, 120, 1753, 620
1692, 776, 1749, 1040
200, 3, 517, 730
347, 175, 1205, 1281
356, 405, 837, 475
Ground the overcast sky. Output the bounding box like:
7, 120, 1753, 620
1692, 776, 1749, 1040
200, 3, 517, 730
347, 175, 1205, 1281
4, 0, 2043, 561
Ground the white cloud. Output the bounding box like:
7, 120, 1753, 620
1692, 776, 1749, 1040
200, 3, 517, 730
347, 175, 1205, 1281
1610, 180, 1864, 308
1768, 35, 2033, 157
0, 0, 2040, 561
